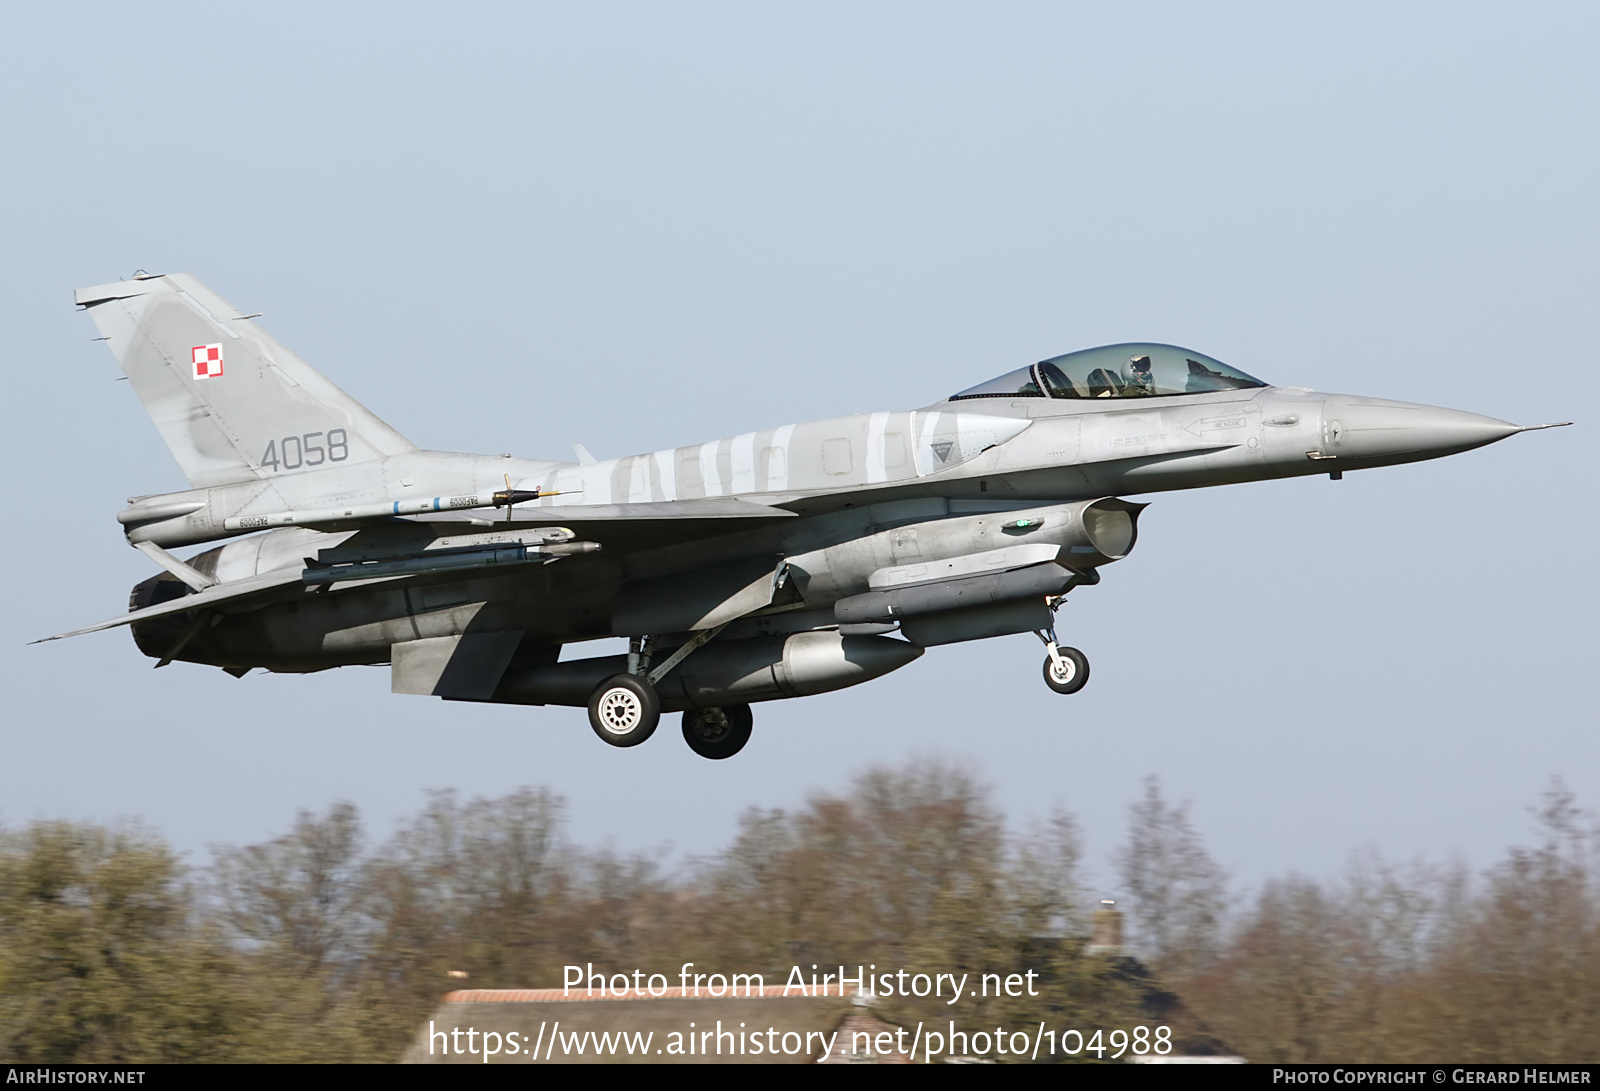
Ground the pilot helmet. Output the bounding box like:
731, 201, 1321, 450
1122, 354, 1156, 390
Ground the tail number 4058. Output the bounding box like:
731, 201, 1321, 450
261, 430, 349, 471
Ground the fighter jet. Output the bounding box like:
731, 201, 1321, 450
40, 273, 1568, 759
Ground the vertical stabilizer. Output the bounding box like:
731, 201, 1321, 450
76, 273, 416, 488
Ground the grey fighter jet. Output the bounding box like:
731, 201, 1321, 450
41, 273, 1568, 759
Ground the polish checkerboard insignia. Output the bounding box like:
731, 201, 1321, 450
192, 344, 223, 380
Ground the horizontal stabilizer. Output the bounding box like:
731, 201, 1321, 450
33, 567, 304, 643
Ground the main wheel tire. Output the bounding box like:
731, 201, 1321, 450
1042, 647, 1090, 695
588, 674, 661, 747
682, 703, 753, 760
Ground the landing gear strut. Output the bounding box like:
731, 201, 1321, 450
682, 704, 753, 760
590, 630, 739, 750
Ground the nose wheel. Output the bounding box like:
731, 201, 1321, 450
1037, 628, 1090, 695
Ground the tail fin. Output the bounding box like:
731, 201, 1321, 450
76, 273, 416, 488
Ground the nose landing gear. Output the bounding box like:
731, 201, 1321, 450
1037, 627, 1090, 695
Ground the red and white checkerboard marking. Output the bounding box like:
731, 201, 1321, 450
191, 344, 223, 380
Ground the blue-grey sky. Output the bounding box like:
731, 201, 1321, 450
2, 3, 1594, 895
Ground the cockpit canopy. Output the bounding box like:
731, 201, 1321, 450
950, 343, 1267, 402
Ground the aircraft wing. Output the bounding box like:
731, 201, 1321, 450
34, 567, 306, 643
414, 498, 797, 524
407, 497, 797, 547
41, 501, 798, 642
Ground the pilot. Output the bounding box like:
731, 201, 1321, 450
1085, 368, 1124, 398
1121, 355, 1157, 396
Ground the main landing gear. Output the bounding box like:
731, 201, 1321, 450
682, 704, 753, 760
586, 633, 755, 759
587, 673, 660, 746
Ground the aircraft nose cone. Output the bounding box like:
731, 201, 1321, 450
1322, 396, 1520, 462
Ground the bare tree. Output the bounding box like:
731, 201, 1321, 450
1009, 808, 1085, 938
211, 802, 365, 976
360, 787, 575, 992
1117, 775, 1227, 976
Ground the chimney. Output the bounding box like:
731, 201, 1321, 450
1087, 899, 1125, 956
